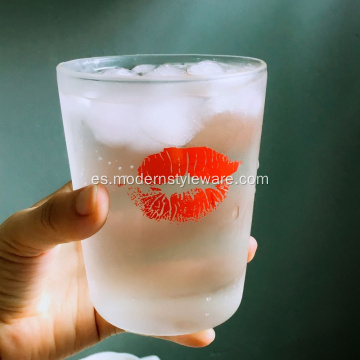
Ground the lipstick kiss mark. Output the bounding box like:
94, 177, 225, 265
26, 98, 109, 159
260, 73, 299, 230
127, 147, 240, 223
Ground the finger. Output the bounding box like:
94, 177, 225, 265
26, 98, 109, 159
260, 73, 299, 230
0, 184, 109, 256
30, 181, 73, 208
156, 329, 216, 347
247, 236, 258, 263
96, 310, 215, 348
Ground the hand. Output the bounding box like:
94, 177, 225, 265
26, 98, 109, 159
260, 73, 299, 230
0, 182, 258, 360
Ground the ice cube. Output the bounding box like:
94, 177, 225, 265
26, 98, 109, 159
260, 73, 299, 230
83, 87, 204, 151
85, 99, 175, 152
187, 60, 225, 76
59, 94, 91, 119
102, 68, 136, 77
86, 100, 138, 147
138, 97, 204, 147
225, 67, 239, 74
204, 86, 265, 118
132, 64, 156, 75
145, 64, 185, 77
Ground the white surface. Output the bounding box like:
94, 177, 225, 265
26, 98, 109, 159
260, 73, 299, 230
80, 352, 160, 360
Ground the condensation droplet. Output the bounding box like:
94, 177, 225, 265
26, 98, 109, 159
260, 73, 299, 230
108, 161, 111, 165
118, 166, 122, 170
206, 297, 212, 302
130, 165, 134, 169
98, 156, 103, 161
205, 313, 210, 317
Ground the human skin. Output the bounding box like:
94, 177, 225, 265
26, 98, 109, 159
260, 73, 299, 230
0, 182, 257, 360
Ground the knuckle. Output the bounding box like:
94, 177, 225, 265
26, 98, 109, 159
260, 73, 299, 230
39, 197, 60, 235
0, 211, 34, 257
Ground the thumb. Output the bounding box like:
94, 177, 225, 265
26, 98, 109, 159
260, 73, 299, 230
0, 183, 109, 256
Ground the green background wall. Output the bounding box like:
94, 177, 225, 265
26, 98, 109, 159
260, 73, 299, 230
0, 0, 359, 359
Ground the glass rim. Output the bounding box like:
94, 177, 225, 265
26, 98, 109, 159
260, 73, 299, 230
56, 54, 267, 83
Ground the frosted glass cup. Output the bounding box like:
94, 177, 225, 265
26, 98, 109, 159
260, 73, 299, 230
57, 55, 267, 336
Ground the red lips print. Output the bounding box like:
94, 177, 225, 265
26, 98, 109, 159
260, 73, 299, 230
126, 147, 240, 223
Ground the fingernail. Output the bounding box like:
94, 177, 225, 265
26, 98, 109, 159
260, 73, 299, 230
247, 236, 258, 263
76, 185, 97, 216
193, 329, 216, 347
206, 329, 216, 343
249, 236, 257, 248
